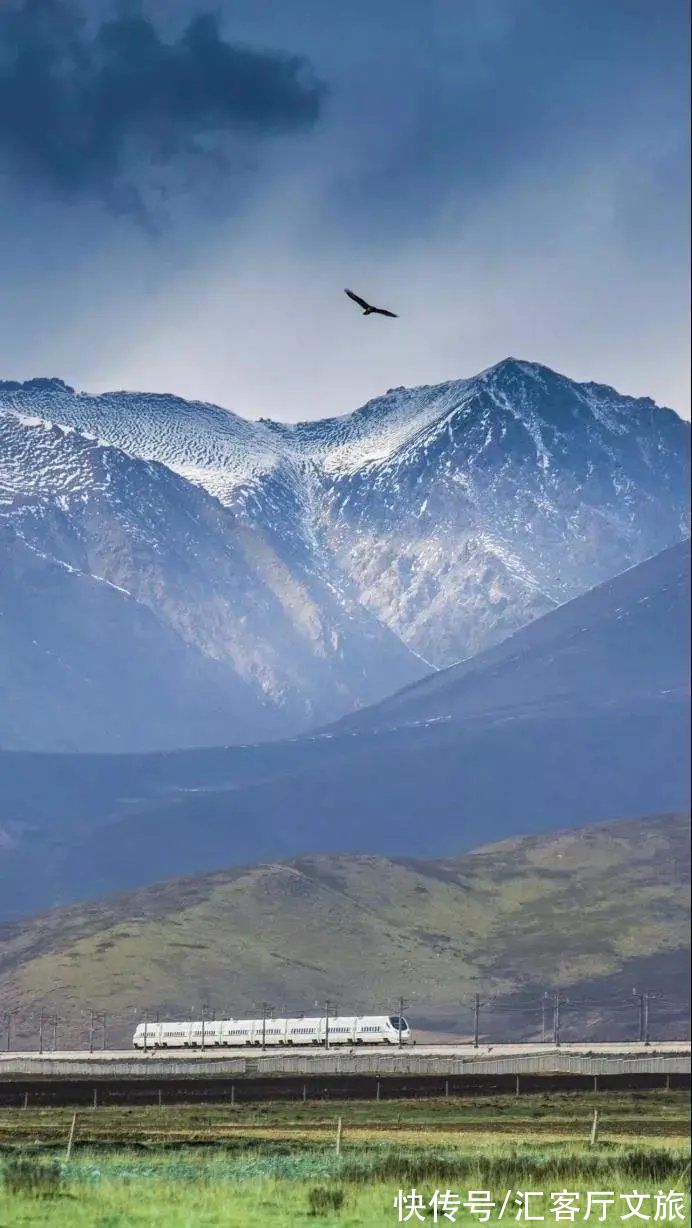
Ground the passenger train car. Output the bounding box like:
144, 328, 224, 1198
133, 1014, 411, 1048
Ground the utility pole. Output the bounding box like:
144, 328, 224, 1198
324, 1001, 332, 1049
397, 997, 406, 1047
89, 1008, 95, 1055
473, 994, 480, 1049
541, 992, 549, 1043
633, 989, 651, 1044
101, 1013, 107, 1051
553, 991, 561, 1047
261, 1002, 271, 1051
201, 1003, 207, 1050
5, 1011, 14, 1052
38, 1009, 45, 1055
52, 1014, 58, 1052
143, 1010, 148, 1053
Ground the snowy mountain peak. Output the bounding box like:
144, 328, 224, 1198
479, 355, 541, 379
1, 360, 689, 678
2, 359, 686, 496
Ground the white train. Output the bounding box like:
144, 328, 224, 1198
133, 1013, 411, 1049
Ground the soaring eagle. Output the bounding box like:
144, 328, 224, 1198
345, 288, 398, 318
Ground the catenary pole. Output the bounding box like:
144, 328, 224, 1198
553, 991, 561, 1047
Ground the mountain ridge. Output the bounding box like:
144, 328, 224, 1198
0, 540, 688, 917
0, 810, 687, 1048
3, 358, 689, 665
1, 357, 689, 752
329, 538, 691, 735
0, 406, 425, 750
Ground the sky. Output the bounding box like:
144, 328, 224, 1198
0, 0, 689, 421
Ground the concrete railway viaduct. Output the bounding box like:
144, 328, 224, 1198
0, 1043, 689, 1107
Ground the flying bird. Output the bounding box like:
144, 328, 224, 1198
345, 288, 398, 318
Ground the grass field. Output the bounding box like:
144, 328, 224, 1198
3, 812, 689, 1050
0, 1091, 689, 1226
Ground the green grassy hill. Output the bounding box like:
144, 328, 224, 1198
0, 812, 688, 1048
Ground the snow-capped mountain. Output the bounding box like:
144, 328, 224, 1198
298, 358, 690, 663
3, 358, 689, 672
0, 408, 424, 750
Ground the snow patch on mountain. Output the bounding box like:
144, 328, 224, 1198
0, 381, 290, 510
0, 405, 426, 750
2, 358, 689, 672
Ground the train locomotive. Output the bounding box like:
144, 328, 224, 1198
133, 1013, 411, 1048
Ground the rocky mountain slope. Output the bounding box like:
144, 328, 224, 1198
0, 408, 424, 750
332, 539, 691, 734
300, 359, 690, 664
0, 812, 687, 1048
3, 358, 689, 675
0, 542, 688, 917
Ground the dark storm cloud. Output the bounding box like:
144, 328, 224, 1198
305, 0, 688, 240
0, 0, 688, 417
0, 0, 324, 208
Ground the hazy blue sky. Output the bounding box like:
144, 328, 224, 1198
0, 0, 689, 419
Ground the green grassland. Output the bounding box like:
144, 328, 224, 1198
1, 812, 689, 1047
0, 1092, 689, 1226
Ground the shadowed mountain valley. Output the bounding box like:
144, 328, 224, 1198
0, 540, 688, 918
